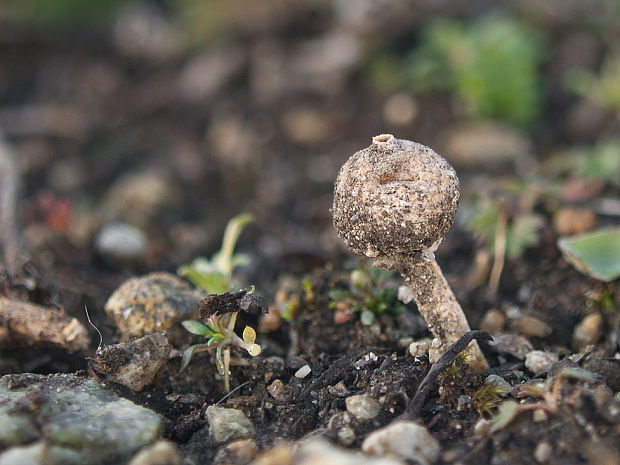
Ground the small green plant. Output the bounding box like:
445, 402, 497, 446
178, 213, 253, 294
568, 139, 620, 184
471, 384, 504, 416
328, 261, 405, 325
178, 213, 262, 392
181, 306, 261, 392
468, 199, 543, 261
405, 14, 544, 127
567, 55, 620, 120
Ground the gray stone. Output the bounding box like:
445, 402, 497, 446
129, 440, 182, 465
0, 373, 161, 465
206, 406, 255, 444
104, 272, 204, 344
296, 439, 404, 465
361, 421, 439, 465
525, 351, 559, 376
484, 375, 511, 395
345, 394, 381, 420
91, 333, 171, 391
95, 222, 147, 264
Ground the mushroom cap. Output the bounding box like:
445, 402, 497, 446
333, 134, 459, 259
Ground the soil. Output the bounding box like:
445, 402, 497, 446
1, 2, 620, 464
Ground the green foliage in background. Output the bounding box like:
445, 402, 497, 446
468, 199, 543, 260
10, 0, 126, 25
568, 55, 620, 120
406, 14, 545, 127
571, 139, 620, 183
178, 213, 253, 294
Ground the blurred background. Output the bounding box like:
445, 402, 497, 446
1, 0, 619, 309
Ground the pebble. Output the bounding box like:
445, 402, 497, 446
213, 439, 258, 465
442, 122, 531, 170
103, 169, 178, 227
479, 309, 507, 334
345, 394, 381, 420
534, 441, 553, 463
295, 365, 312, 379
509, 316, 552, 339
484, 375, 511, 395
572, 313, 603, 352
91, 333, 171, 391
582, 357, 620, 392
428, 338, 444, 365
0, 373, 161, 465
488, 334, 534, 360
525, 351, 559, 376
552, 207, 596, 236
104, 272, 204, 344
205, 406, 255, 444
408, 339, 430, 358
532, 409, 548, 423
296, 439, 404, 465
95, 222, 148, 264
337, 426, 356, 446
383, 93, 418, 127
361, 421, 440, 465
281, 107, 332, 145
128, 440, 182, 465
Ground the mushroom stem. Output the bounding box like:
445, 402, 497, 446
384, 253, 488, 371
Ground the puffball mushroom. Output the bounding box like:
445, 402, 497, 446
333, 134, 488, 371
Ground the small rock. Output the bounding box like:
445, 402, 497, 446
267, 379, 292, 403
214, 438, 258, 465
473, 418, 491, 437
442, 122, 531, 170
0, 373, 161, 465
484, 375, 511, 395
534, 441, 553, 463
361, 421, 439, 465
103, 169, 178, 227
408, 339, 430, 358
297, 439, 404, 465
295, 365, 312, 379
480, 309, 507, 334
345, 394, 381, 420
525, 351, 559, 376
206, 406, 255, 444
113, 1, 182, 62
91, 333, 171, 391
95, 222, 148, 264
582, 357, 620, 392
553, 207, 596, 236
129, 440, 182, 465
251, 442, 293, 465
532, 409, 548, 423
572, 313, 603, 352
488, 333, 534, 360
383, 93, 418, 127
281, 107, 332, 145
509, 316, 553, 339
104, 272, 204, 343
337, 426, 356, 446
428, 338, 444, 365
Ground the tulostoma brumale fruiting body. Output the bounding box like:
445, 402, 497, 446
333, 134, 488, 370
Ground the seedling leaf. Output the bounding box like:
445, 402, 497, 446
558, 228, 620, 281
182, 320, 212, 336
242, 326, 256, 344
180, 344, 209, 371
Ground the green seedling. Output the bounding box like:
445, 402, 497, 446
569, 139, 620, 184
329, 261, 405, 325
471, 384, 504, 416
181, 307, 261, 392
558, 228, 620, 282
405, 14, 544, 127
178, 213, 262, 392
178, 213, 253, 294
